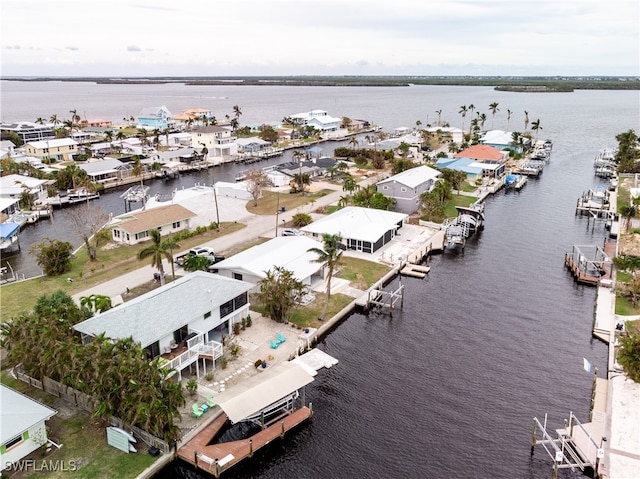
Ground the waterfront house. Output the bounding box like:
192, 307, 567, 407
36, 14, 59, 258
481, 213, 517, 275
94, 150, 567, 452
0, 385, 57, 473
301, 206, 408, 254
78, 158, 132, 186
0, 122, 55, 143
479, 130, 522, 152
159, 132, 192, 148
425, 126, 464, 144
289, 109, 331, 125
236, 137, 273, 156
376, 165, 441, 214
70, 131, 92, 144
109, 203, 196, 245
435, 157, 484, 182
0, 174, 50, 204
212, 236, 325, 290
73, 271, 253, 380
78, 118, 113, 128
136, 105, 173, 130
190, 125, 238, 163
24, 138, 79, 162
0, 198, 21, 219
454, 144, 507, 178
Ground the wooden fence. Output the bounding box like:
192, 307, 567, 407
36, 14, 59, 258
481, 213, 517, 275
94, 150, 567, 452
15, 370, 170, 454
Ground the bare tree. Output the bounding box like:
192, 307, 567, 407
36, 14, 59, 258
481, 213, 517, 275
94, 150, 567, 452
245, 168, 269, 206
68, 204, 110, 261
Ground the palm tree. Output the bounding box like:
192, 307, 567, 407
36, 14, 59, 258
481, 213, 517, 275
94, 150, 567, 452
137, 229, 179, 286
435, 109, 443, 126
69, 109, 81, 129
468, 104, 476, 120
342, 174, 359, 197
132, 157, 146, 208
506, 109, 512, 129
50, 114, 61, 128
104, 130, 113, 142
292, 150, 306, 194
35, 117, 46, 125
348, 137, 359, 150
523, 111, 530, 131
489, 102, 500, 129
531, 119, 542, 140
478, 113, 487, 131
233, 105, 242, 122
308, 233, 344, 320
620, 204, 637, 232
459, 105, 468, 132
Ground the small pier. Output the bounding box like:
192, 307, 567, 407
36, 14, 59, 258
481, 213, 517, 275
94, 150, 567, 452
178, 408, 312, 478
564, 244, 613, 286
576, 187, 611, 217
177, 361, 316, 477
400, 263, 430, 278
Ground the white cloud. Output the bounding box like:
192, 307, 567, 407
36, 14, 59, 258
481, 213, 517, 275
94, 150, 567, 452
1, 0, 638, 76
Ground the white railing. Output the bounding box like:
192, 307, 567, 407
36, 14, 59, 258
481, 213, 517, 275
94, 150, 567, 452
161, 333, 223, 373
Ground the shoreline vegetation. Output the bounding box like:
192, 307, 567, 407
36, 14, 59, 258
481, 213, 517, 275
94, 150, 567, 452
2, 75, 639, 91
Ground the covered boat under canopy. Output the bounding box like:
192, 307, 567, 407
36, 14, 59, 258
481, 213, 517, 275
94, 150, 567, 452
214, 362, 314, 424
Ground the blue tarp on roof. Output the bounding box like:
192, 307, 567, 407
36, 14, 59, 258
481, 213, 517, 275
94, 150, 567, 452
0, 222, 20, 240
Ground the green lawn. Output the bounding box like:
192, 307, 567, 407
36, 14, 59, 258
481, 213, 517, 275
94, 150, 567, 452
443, 194, 478, 218
615, 294, 640, 316
0, 372, 157, 479
1, 222, 245, 322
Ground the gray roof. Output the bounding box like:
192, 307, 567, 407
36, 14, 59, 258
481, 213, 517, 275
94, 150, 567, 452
73, 272, 253, 347
214, 236, 324, 281
78, 158, 128, 175
0, 385, 57, 443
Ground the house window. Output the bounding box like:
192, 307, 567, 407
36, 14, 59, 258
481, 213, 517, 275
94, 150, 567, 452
401, 187, 407, 192
233, 273, 243, 281
172, 221, 181, 228
113, 230, 120, 238
204, 311, 211, 319
1, 433, 25, 453
383, 185, 389, 190
126, 233, 130, 241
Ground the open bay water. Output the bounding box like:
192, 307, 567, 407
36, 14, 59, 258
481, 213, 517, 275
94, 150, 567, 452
2, 82, 638, 477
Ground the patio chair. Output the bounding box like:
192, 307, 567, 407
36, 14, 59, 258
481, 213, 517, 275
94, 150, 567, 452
192, 403, 204, 418
276, 332, 286, 344
269, 339, 279, 349
206, 393, 216, 408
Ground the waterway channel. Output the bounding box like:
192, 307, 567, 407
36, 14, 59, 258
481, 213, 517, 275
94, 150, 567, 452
2, 82, 636, 477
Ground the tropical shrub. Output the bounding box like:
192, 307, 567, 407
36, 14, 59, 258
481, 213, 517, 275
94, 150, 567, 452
30, 238, 74, 276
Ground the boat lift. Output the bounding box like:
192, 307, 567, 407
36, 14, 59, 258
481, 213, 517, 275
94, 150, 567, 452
121, 185, 150, 211
531, 412, 604, 479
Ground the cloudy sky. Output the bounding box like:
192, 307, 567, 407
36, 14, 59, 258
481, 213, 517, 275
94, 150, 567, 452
1, 0, 638, 77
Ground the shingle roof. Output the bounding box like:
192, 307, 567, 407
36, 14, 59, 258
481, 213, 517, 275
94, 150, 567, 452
73, 271, 253, 347
116, 204, 196, 234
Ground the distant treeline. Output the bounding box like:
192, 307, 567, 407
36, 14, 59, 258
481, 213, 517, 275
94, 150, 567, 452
4, 76, 639, 91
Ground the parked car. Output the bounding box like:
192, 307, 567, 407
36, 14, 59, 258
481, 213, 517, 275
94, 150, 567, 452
175, 247, 216, 266
282, 228, 304, 237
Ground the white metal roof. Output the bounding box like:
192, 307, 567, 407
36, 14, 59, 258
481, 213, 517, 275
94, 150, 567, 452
27, 138, 78, 148
301, 206, 407, 243
0, 385, 57, 443
377, 165, 441, 189
73, 271, 253, 347
214, 362, 314, 423
213, 236, 324, 281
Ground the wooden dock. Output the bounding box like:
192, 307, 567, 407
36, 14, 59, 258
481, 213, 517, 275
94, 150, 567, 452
177, 407, 312, 477
400, 264, 430, 278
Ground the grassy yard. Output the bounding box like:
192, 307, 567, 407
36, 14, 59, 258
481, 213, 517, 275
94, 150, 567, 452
250, 256, 390, 328
443, 193, 478, 218
246, 189, 334, 216
0, 222, 245, 322
615, 294, 640, 316
0, 372, 157, 479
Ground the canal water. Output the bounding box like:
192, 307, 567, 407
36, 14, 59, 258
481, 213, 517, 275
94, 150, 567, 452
2, 82, 636, 477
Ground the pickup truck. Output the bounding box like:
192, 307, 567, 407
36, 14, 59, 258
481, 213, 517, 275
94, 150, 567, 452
175, 247, 219, 266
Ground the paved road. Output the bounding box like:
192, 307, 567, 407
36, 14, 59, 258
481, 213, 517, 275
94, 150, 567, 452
72, 175, 381, 303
